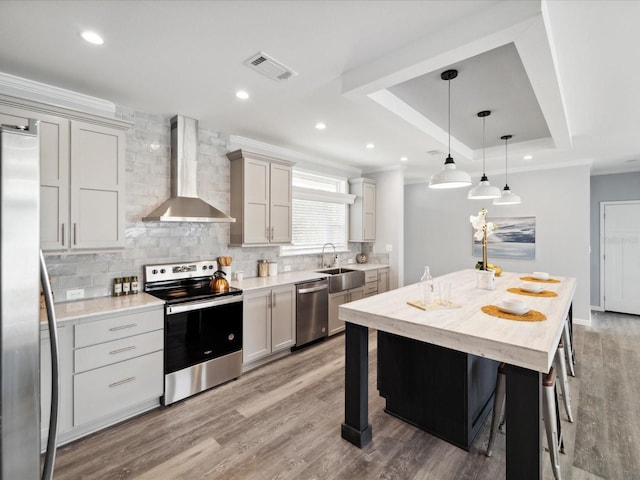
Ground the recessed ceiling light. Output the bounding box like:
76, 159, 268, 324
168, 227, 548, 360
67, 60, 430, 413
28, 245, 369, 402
81, 31, 104, 45
235, 90, 249, 100
400, 156, 408, 162
315, 122, 326, 130
523, 155, 533, 160
366, 143, 375, 149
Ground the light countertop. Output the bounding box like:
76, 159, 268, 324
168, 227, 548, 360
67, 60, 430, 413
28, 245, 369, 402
339, 269, 576, 373
41, 292, 165, 326
230, 264, 388, 292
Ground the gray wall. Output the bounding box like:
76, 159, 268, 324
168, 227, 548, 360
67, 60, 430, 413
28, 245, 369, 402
589, 172, 640, 306
45, 106, 372, 301
404, 164, 592, 322
367, 169, 405, 290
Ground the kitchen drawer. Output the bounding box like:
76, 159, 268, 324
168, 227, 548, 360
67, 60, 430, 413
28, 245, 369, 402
73, 351, 163, 426
364, 270, 378, 283
74, 329, 163, 374
75, 309, 163, 348
364, 281, 378, 295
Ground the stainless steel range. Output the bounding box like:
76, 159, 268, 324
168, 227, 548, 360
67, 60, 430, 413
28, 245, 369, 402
144, 260, 243, 405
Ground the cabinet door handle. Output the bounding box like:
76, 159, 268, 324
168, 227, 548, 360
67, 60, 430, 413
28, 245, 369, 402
109, 323, 137, 332
73, 223, 77, 245
61, 223, 65, 246
109, 345, 136, 355
271, 226, 274, 240
266, 226, 270, 240
272, 292, 276, 308
109, 377, 136, 388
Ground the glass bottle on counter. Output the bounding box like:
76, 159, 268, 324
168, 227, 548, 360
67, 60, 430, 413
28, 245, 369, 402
122, 276, 131, 295
131, 275, 139, 294
113, 277, 123, 297
420, 266, 434, 306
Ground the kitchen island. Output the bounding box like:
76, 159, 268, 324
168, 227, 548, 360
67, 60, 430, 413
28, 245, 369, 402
339, 269, 576, 480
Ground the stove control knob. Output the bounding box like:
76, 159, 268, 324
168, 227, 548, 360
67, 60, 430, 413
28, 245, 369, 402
160, 269, 166, 274
152, 269, 158, 275
202, 265, 207, 270
228, 333, 235, 341
208, 265, 214, 269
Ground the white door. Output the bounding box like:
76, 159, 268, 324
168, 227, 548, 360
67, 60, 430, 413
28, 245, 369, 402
603, 201, 640, 315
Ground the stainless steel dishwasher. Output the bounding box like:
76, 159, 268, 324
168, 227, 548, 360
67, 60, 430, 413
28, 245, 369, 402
295, 278, 328, 348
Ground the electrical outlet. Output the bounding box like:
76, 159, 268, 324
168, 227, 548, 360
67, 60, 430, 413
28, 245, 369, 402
66, 288, 84, 301
283, 265, 291, 272
347, 258, 354, 264
385, 244, 393, 252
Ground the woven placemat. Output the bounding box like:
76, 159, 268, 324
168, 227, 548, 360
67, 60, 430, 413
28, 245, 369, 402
519, 276, 560, 283
481, 305, 547, 322
507, 287, 558, 298
407, 300, 461, 311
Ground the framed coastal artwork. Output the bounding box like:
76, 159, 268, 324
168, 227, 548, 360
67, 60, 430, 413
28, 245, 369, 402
472, 216, 536, 260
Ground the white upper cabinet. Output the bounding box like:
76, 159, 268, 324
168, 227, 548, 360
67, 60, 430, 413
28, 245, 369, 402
227, 149, 293, 247
349, 178, 376, 242
0, 96, 130, 250
70, 121, 126, 249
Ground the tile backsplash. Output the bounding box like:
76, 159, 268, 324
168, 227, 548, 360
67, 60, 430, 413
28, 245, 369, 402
44, 106, 387, 302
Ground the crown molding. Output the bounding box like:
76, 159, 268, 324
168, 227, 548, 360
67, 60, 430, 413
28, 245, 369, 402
0, 72, 116, 117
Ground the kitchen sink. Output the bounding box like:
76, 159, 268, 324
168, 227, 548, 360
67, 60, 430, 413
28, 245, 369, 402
316, 267, 365, 293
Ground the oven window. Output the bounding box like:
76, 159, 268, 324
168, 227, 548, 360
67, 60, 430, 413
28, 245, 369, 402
165, 301, 243, 374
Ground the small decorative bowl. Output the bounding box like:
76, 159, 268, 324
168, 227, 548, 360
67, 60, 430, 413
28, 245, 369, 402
356, 253, 367, 264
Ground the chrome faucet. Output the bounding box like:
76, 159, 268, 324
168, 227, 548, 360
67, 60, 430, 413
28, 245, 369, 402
321, 243, 336, 268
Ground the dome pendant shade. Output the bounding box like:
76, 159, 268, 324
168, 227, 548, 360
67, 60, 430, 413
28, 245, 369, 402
493, 185, 522, 205
468, 110, 500, 199
467, 174, 502, 199
493, 134, 521, 205
429, 69, 471, 189
430, 156, 472, 189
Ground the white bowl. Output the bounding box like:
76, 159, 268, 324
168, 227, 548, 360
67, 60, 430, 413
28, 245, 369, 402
496, 300, 529, 316
531, 271, 549, 281
501, 298, 526, 309
521, 282, 543, 293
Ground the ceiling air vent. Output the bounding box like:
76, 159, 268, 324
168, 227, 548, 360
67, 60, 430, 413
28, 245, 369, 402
426, 150, 443, 156
244, 52, 298, 82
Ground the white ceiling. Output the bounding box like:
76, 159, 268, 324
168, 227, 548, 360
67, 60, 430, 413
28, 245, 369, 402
1, 0, 639, 181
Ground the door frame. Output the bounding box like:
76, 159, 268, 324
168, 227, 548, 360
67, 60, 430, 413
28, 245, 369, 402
599, 200, 640, 311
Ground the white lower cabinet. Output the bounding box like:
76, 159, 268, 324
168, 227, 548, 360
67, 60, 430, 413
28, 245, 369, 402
243, 284, 295, 365
328, 287, 364, 336
377, 267, 390, 293
74, 351, 163, 426
40, 324, 73, 447
41, 304, 164, 448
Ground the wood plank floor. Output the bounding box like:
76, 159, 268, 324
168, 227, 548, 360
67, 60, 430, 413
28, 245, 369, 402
53, 310, 640, 480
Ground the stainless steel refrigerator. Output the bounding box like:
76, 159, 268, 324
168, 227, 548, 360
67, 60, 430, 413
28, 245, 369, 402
1, 119, 59, 479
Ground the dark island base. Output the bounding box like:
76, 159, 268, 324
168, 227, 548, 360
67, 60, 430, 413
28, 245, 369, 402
377, 331, 499, 450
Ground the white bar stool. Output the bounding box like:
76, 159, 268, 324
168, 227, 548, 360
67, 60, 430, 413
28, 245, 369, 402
486, 364, 564, 480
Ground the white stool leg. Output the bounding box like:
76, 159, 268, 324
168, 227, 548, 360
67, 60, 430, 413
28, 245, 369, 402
543, 367, 562, 480
555, 340, 574, 423
486, 363, 506, 457
563, 319, 576, 376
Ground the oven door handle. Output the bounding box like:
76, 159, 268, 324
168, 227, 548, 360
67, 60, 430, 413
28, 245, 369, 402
167, 295, 243, 315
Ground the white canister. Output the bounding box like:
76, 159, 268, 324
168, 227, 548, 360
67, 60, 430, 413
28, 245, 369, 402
268, 262, 278, 276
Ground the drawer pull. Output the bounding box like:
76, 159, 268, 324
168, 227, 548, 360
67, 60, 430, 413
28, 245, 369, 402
109, 345, 137, 355
109, 323, 137, 332
109, 377, 136, 388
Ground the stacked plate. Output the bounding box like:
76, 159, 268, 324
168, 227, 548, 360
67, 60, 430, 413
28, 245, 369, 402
495, 298, 529, 315
531, 271, 550, 281
521, 281, 543, 293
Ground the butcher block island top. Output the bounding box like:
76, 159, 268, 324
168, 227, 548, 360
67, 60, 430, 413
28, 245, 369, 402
339, 269, 576, 373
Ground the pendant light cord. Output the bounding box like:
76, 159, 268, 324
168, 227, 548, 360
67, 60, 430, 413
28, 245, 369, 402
448, 76, 451, 156
482, 115, 486, 174
504, 136, 509, 185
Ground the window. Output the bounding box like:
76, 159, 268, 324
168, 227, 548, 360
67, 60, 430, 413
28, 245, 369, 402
280, 170, 355, 256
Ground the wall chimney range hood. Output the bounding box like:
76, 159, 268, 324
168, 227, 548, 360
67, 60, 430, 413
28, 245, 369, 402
143, 115, 235, 223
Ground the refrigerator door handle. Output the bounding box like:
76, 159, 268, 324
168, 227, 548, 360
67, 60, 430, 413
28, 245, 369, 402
40, 250, 60, 480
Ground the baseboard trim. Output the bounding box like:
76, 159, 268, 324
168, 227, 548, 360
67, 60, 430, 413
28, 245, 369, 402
574, 315, 592, 327
590, 304, 604, 312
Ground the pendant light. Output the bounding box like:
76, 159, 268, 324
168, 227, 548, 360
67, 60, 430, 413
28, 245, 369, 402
429, 69, 471, 189
493, 134, 521, 205
468, 110, 501, 200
